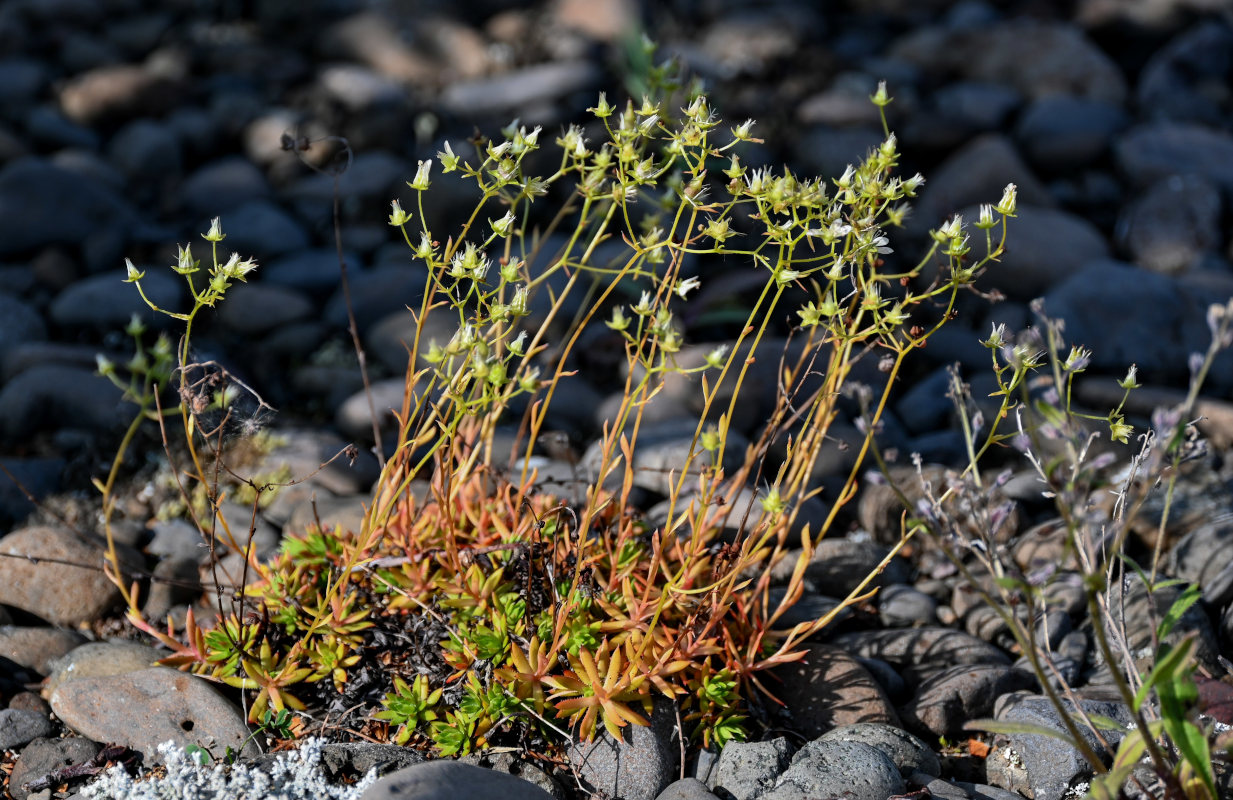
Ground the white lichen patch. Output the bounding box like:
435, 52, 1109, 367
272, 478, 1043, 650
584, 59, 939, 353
80, 738, 376, 800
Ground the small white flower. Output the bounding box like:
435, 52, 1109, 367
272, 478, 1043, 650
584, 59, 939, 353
675, 276, 701, 299
408, 158, 433, 190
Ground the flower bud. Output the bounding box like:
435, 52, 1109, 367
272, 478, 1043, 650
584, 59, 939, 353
408, 159, 433, 191
202, 217, 225, 242
388, 199, 412, 227
995, 183, 1017, 216
124, 258, 146, 283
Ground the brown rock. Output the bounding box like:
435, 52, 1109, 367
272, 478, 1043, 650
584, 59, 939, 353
0, 526, 122, 626
50, 667, 260, 763
0, 626, 85, 674
59, 64, 180, 125
767, 644, 899, 738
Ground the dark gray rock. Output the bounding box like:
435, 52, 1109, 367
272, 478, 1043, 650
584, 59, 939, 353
180, 155, 272, 218
932, 81, 1022, 133
7, 737, 102, 800
965, 204, 1109, 301
263, 247, 360, 295
878, 584, 939, 627
358, 760, 555, 800
51, 268, 183, 329
0, 457, 62, 527
1136, 21, 1233, 127
0, 365, 125, 443
792, 126, 886, 183
889, 20, 1127, 104
804, 538, 912, 598
906, 134, 1052, 235
1171, 519, 1233, 599
988, 692, 1133, 800
831, 628, 1012, 670
1041, 260, 1216, 383
899, 663, 1036, 739
0, 626, 87, 675
1015, 95, 1127, 170
323, 264, 430, 334
1116, 174, 1222, 274
216, 281, 315, 335
0, 157, 138, 257
0, 58, 46, 107
769, 643, 900, 736
1116, 122, 1233, 191
0, 292, 46, 360
567, 699, 677, 800
208, 199, 310, 261
441, 60, 601, 117
656, 777, 718, 800
762, 739, 904, 800
707, 737, 792, 800
818, 722, 941, 777
107, 119, 182, 184
26, 105, 101, 151
894, 366, 955, 435
0, 707, 55, 749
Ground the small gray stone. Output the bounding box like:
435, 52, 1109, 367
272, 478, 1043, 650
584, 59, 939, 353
0, 526, 128, 625
0, 707, 55, 749
1116, 174, 1222, 274
1015, 95, 1127, 169
762, 739, 904, 800
567, 699, 676, 800
50, 667, 260, 764
210, 199, 309, 261
50, 268, 183, 329
1116, 122, 1233, 192
107, 119, 182, 184
45, 640, 162, 694
819, 723, 941, 777
708, 737, 792, 800
7, 737, 102, 800
899, 663, 1036, 739
180, 156, 272, 218
988, 693, 1134, 800
803, 538, 912, 598
441, 61, 601, 116
358, 759, 555, 800
831, 628, 1012, 670
0, 364, 125, 438
216, 281, 315, 335
0, 157, 137, 257
0, 626, 86, 675
768, 644, 900, 736
263, 248, 361, 295
656, 777, 718, 800
879, 584, 939, 627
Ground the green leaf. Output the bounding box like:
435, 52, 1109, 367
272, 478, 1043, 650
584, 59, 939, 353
962, 718, 1076, 747
1157, 582, 1202, 641
1134, 635, 1196, 711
